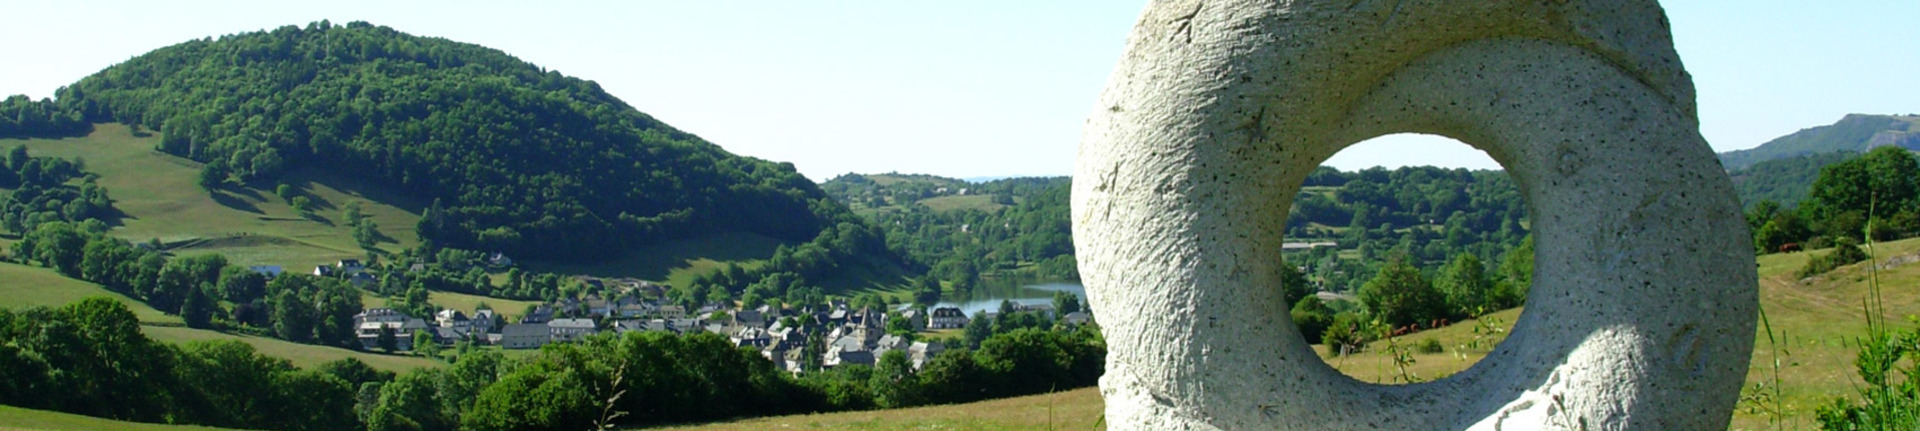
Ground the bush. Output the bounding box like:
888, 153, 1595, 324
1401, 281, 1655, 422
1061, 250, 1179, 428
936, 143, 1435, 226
1415, 338, 1444, 354
1322, 311, 1376, 356
1290, 296, 1334, 344
1796, 239, 1868, 278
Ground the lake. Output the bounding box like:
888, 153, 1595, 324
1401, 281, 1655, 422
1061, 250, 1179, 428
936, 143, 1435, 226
927, 278, 1085, 316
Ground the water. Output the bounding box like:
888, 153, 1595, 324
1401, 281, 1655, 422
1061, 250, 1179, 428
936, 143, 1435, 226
926, 279, 1085, 317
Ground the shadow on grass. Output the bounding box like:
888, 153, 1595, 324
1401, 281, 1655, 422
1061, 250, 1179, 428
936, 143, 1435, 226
209, 189, 263, 214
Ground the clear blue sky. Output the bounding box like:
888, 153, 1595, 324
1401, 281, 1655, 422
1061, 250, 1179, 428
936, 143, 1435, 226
1, 1, 1914, 181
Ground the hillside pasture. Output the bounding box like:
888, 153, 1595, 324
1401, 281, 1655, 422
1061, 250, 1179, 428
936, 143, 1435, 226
522, 231, 787, 287
0, 264, 438, 374
0, 124, 424, 269
0, 404, 245, 431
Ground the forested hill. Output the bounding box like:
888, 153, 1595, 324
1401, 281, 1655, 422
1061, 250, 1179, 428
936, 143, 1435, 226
42, 20, 851, 261
1729, 151, 1857, 208
824, 166, 1531, 294
1718, 113, 1920, 171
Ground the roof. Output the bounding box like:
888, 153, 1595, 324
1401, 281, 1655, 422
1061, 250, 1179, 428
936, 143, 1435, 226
549, 318, 597, 329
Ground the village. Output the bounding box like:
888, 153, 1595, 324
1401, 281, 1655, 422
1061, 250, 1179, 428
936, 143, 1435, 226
296, 257, 1096, 374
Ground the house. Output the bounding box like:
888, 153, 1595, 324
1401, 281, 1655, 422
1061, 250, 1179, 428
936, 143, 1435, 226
435, 309, 470, 331
907, 341, 947, 370
730, 327, 771, 348
354, 317, 430, 351
548, 318, 598, 342
486, 252, 514, 267
897, 309, 926, 332
585, 297, 613, 318
471, 309, 499, 333
355, 308, 411, 325
1015, 303, 1056, 318
348, 272, 377, 288
612, 319, 655, 334
248, 265, 284, 278
313, 266, 334, 277
823, 345, 874, 368
407, 263, 428, 273
733, 308, 765, 329
873, 334, 910, 359
336, 259, 365, 275
656, 305, 686, 319
617, 303, 653, 319
501, 323, 548, 349
433, 326, 468, 346
929, 307, 969, 329
1062, 311, 1093, 326
522, 305, 555, 324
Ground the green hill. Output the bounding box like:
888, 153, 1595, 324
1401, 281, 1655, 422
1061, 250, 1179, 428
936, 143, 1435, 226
1718, 113, 1920, 171
1729, 150, 1858, 208
46, 20, 858, 263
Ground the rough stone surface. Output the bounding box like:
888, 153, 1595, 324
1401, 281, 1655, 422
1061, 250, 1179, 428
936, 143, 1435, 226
1071, 1, 1756, 429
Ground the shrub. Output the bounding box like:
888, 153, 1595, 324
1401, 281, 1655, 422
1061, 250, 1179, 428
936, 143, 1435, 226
1415, 338, 1444, 354
1322, 311, 1376, 356
1796, 239, 1868, 279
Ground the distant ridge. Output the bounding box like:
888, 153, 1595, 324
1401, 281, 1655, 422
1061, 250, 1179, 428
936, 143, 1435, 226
1718, 113, 1920, 171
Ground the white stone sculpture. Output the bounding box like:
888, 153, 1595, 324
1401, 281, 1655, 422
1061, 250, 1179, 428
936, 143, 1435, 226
1071, 1, 1756, 429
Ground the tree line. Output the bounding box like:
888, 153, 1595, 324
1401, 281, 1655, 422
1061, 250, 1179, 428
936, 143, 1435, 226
0, 95, 90, 139
0, 298, 358, 431
1748, 146, 1920, 257
0, 295, 1102, 431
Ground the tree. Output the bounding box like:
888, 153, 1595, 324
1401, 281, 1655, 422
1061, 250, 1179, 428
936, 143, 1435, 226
1357, 256, 1445, 329
343, 201, 364, 227
198, 159, 228, 190
1434, 254, 1493, 318
1278, 258, 1312, 306
354, 218, 380, 250
181, 283, 215, 329
216, 266, 268, 303
1501, 235, 1535, 297
912, 274, 942, 305
412, 330, 439, 359
1290, 296, 1334, 344
376, 325, 398, 352
870, 350, 921, 408
271, 290, 314, 343
290, 196, 312, 215
964, 311, 994, 349
1803, 146, 1920, 230
1052, 291, 1082, 316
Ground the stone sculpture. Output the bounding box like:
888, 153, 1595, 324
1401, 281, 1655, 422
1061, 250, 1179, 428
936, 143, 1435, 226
1071, 0, 1756, 429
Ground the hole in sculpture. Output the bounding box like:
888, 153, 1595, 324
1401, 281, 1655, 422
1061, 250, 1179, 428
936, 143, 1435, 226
1285, 133, 1530, 384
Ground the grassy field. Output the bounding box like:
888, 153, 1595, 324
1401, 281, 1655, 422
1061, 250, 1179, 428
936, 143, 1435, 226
0, 262, 182, 325
0, 124, 422, 271
918, 194, 1005, 213
0, 405, 245, 431
653, 386, 1106, 431
522, 231, 787, 287
139, 326, 438, 372
0, 262, 438, 374
358, 288, 542, 321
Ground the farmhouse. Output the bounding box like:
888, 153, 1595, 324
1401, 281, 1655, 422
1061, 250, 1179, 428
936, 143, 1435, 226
929, 307, 969, 329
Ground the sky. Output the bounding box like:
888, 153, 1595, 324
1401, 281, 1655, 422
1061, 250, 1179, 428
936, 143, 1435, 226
1, 1, 1915, 181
